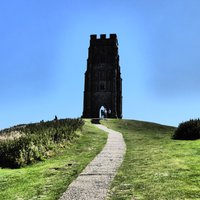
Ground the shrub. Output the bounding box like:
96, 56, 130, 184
0, 118, 84, 168
172, 119, 200, 140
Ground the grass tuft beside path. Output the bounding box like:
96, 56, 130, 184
0, 120, 107, 200
102, 119, 200, 200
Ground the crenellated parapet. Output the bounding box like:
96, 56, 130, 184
90, 34, 118, 46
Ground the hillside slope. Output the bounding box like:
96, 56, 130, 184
101, 119, 200, 200
0, 120, 107, 200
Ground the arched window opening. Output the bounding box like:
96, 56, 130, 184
100, 83, 105, 91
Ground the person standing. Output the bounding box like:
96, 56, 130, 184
104, 108, 107, 118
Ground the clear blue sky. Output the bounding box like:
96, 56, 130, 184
1, 0, 200, 129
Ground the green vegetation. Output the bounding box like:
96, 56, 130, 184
0, 120, 107, 200
102, 119, 200, 200
173, 119, 200, 140
0, 118, 84, 168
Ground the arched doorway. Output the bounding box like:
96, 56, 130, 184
99, 106, 107, 118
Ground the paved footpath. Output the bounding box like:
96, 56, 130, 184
59, 124, 126, 200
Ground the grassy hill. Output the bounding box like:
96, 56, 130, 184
0, 120, 107, 200
1, 118, 200, 200
101, 119, 200, 200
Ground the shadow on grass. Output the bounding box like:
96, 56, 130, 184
91, 118, 100, 124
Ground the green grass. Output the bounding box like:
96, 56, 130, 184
0, 120, 107, 200
101, 119, 200, 200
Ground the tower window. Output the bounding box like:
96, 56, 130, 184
100, 83, 105, 91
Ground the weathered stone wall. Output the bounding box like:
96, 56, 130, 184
82, 34, 122, 118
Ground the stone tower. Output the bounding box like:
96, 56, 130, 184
82, 34, 122, 118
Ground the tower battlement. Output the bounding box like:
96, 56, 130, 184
90, 34, 117, 40
90, 34, 118, 46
